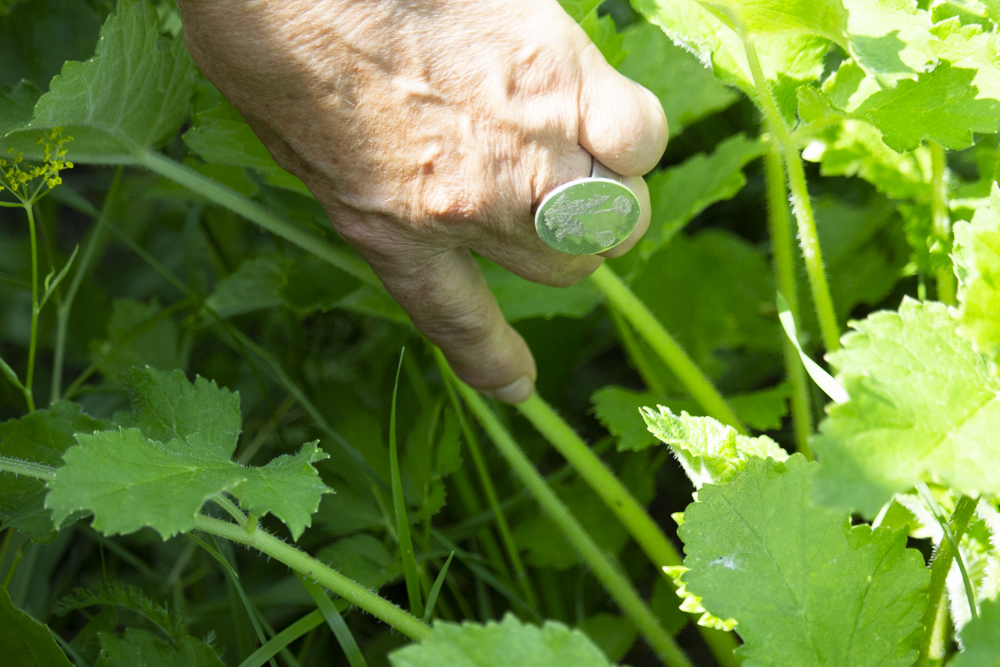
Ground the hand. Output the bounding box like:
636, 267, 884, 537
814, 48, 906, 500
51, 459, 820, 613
176, 0, 667, 402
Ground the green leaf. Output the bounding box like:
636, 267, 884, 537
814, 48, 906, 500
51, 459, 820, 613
631, 0, 829, 121
316, 536, 403, 590
954, 185, 1000, 366
116, 367, 241, 456
640, 133, 767, 258
0, 402, 108, 539
388, 614, 615, 667
0, 80, 40, 136
479, 259, 601, 322
53, 581, 184, 642
47, 368, 329, 539
801, 118, 933, 202
205, 254, 290, 320
2, 0, 195, 160
47, 428, 328, 539
95, 628, 224, 667
679, 455, 929, 666
950, 596, 1000, 667
95, 299, 181, 382
183, 99, 310, 196
617, 21, 738, 136
813, 299, 1000, 516
0, 585, 73, 667
631, 229, 780, 374
641, 406, 787, 488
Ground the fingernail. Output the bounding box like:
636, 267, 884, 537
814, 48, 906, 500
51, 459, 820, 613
484, 376, 534, 404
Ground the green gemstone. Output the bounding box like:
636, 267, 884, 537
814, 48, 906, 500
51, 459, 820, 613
534, 178, 640, 255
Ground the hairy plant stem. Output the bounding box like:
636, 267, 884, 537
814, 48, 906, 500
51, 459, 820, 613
23, 203, 39, 412
137, 151, 377, 287
450, 376, 693, 667
915, 495, 978, 667
516, 393, 741, 667
194, 514, 431, 641
930, 142, 956, 306
0, 455, 56, 482
589, 265, 745, 432
434, 348, 540, 613
51, 168, 121, 402
764, 145, 813, 457
608, 308, 668, 395
741, 35, 840, 353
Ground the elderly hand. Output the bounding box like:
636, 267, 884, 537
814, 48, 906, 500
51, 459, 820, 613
176, 0, 667, 402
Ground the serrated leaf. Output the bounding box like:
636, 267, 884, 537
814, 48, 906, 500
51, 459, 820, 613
641, 406, 787, 489
2, 0, 196, 160
617, 21, 738, 136
0, 80, 40, 136
0, 402, 108, 539
680, 455, 929, 666
116, 367, 241, 458
183, 99, 310, 196
953, 185, 1000, 366
388, 614, 615, 667
95, 628, 224, 667
46, 429, 328, 539
950, 595, 1000, 666
813, 299, 1000, 516
558, 0, 626, 67
0, 585, 74, 667
640, 133, 766, 257
632, 0, 829, 121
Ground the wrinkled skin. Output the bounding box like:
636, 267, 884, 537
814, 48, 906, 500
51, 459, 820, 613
176, 0, 667, 402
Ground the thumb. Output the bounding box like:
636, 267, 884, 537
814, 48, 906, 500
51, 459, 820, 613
577, 46, 668, 176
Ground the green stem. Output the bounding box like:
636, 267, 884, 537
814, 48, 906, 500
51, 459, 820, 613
193, 514, 431, 641
764, 144, 813, 457
23, 203, 38, 412
608, 308, 668, 396
517, 393, 740, 666
453, 379, 693, 667
742, 35, 840, 353
435, 349, 540, 613
136, 151, 377, 288
930, 142, 956, 306
51, 168, 121, 403
914, 495, 978, 667
0, 455, 56, 482
589, 265, 745, 432
212, 494, 248, 528
390, 353, 424, 619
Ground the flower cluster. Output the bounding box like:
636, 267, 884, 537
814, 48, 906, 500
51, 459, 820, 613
0, 127, 74, 205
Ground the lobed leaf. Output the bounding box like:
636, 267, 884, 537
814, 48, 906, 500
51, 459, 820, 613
680, 455, 929, 666
388, 614, 616, 667
814, 299, 1000, 515
953, 185, 1000, 367
641, 406, 787, 489
2, 0, 196, 160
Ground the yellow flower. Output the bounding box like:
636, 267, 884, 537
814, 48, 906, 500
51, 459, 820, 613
0, 128, 74, 205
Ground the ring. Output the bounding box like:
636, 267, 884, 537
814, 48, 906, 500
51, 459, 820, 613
534, 156, 642, 255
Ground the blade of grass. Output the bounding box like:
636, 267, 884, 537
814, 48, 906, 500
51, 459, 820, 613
299, 576, 368, 667
423, 551, 455, 623
390, 350, 424, 618
238, 610, 325, 667
212, 536, 277, 667
776, 293, 847, 405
